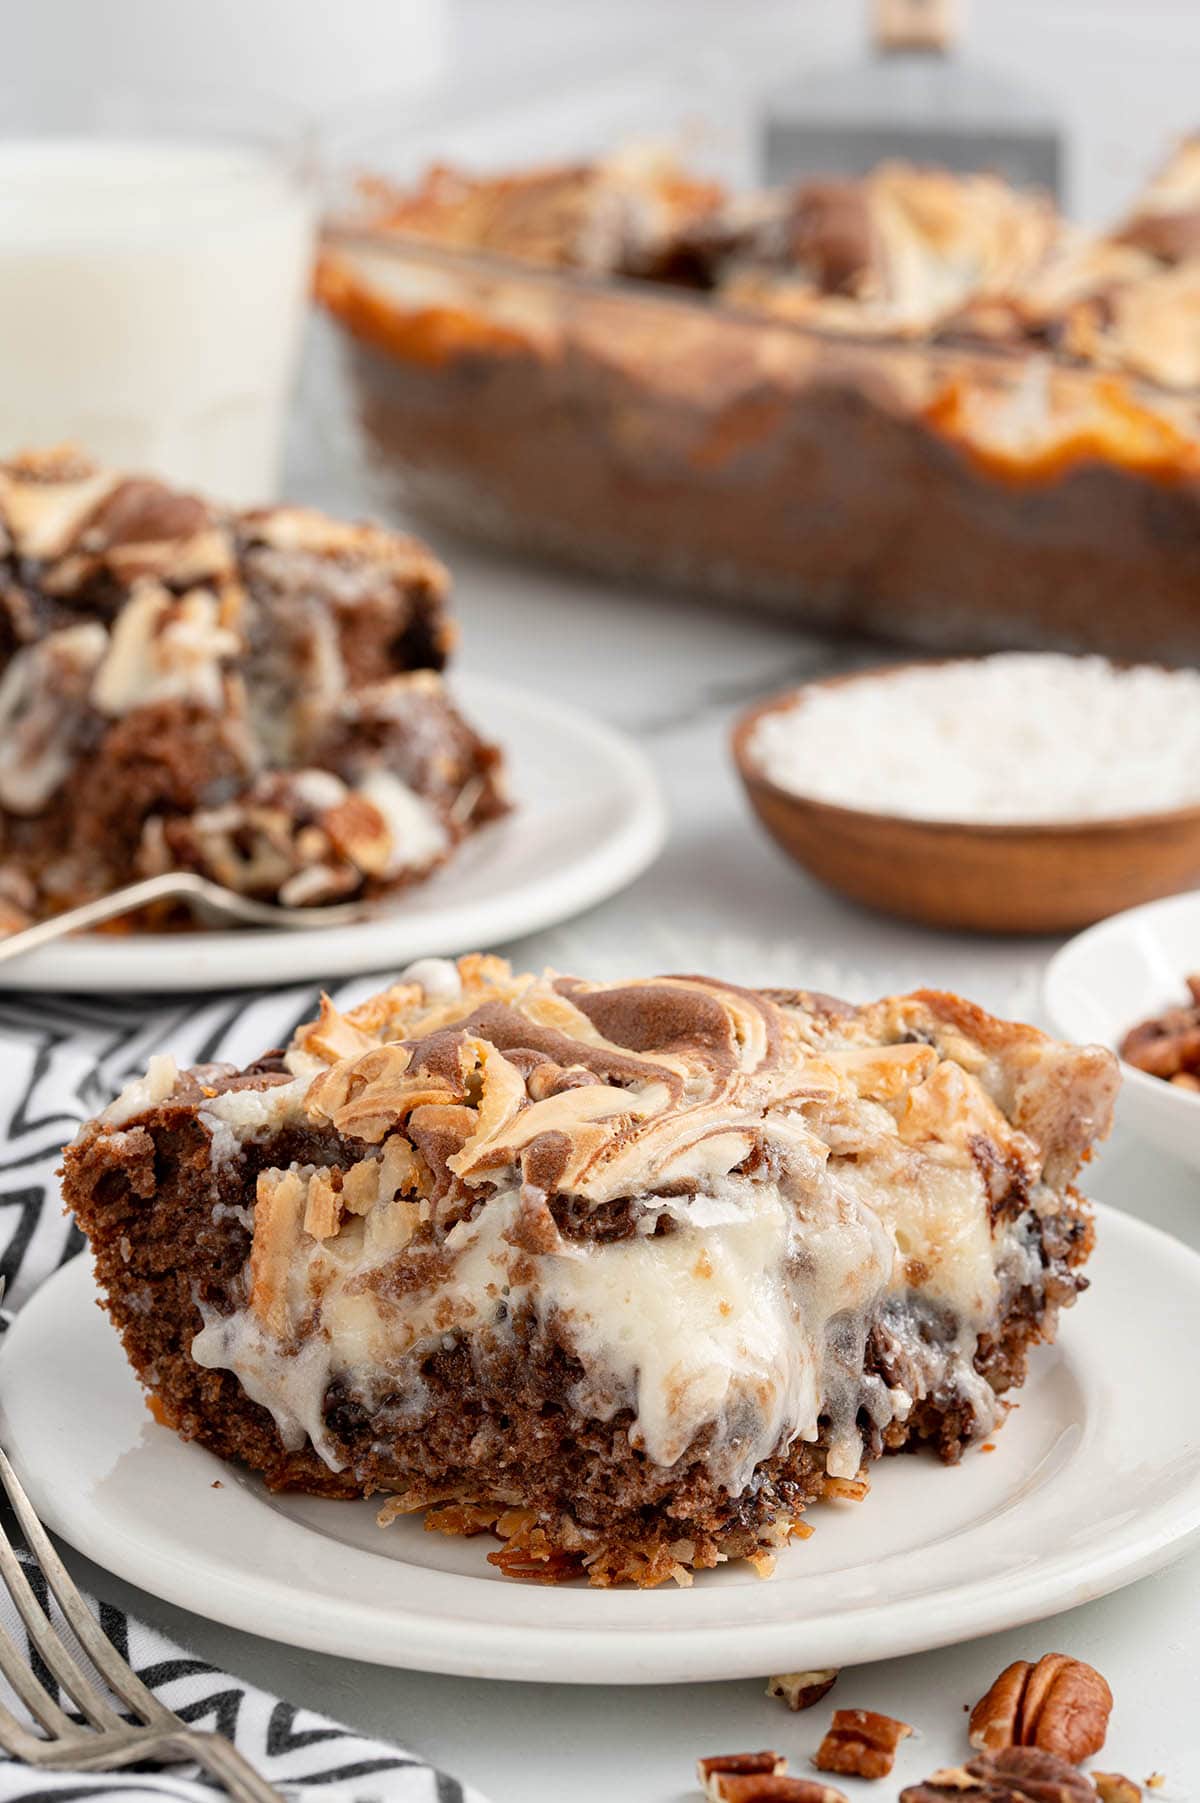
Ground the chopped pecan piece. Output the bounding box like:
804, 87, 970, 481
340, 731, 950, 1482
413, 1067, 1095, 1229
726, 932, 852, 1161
1120, 979, 1200, 1083
697, 1753, 786, 1799
766, 1669, 839, 1711
900, 1747, 1096, 1802
969, 1654, 1112, 1763
814, 1707, 913, 1778
1093, 1777, 1141, 1803
705, 1779, 847, 1803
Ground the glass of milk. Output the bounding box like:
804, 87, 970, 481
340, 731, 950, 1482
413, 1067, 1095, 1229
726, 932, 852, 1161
0, 90, 315, 504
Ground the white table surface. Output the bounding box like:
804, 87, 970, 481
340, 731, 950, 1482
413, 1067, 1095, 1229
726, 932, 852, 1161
30, 5, 1200, 1788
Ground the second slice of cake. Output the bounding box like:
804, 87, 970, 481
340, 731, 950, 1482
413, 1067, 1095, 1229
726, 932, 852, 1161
0, 449, 507, 930
63, 957, 1118, 1586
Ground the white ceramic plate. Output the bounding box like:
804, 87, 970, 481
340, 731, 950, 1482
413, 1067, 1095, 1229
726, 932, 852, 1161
0, 675, 665, 994
4, 1208, 1199, 1685
1045, 890, 1200, 1173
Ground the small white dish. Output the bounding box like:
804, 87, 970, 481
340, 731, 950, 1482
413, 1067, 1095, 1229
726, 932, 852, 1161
0, 675, 665, 994
1044, 890, 1200, 1172
4, 1211, 1200, 1685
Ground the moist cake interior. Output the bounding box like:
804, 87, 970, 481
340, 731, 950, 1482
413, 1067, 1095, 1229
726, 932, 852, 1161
63, 956, 1117, 1587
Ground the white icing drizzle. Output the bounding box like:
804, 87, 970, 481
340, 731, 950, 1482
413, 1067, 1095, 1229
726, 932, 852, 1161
192, 1306, 342, 1460
539, 1173, 896, 1484
92, 581, 240, 718
198, 1076, 308, 1164
356, 769, 448, 875
0, 623, 108, 813
399, 957, 463, 999
99, 1054, 179, 1128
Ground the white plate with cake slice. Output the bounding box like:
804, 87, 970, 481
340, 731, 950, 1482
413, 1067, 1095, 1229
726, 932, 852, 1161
4, 1204, 1200, 1685
0, 676, 666, 994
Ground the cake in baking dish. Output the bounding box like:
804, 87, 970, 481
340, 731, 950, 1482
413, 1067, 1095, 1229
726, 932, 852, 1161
63, 956, 1117, 1587
318, 136, 1200, 662
325, 136, 1200, 381
0, 448, 506, 931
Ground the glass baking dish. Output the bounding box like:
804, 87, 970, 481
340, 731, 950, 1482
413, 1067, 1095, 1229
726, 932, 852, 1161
316, 75, 1200, 660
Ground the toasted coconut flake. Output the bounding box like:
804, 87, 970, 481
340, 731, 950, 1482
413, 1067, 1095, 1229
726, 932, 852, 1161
249, 1168, 308, 1335
302, 1170, 342, 1241
341, 1157, 382, 1214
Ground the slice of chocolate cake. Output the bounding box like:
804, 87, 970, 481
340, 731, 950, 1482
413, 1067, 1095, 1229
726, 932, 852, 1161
0, 449, 506, 930
62, 957, 1117, 1588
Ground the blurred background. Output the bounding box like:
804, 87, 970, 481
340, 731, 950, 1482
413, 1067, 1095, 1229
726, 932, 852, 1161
7, 0, 1200, 219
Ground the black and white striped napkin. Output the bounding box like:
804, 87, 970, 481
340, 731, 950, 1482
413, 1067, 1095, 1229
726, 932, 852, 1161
0, 980, 489, 1803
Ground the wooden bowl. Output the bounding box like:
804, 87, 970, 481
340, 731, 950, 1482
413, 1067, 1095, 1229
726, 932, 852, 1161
732, 668, 1200, 935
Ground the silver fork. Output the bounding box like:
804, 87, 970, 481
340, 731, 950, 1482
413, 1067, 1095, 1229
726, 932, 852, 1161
0, 1442, 281, 1801
0, 871, 374, 969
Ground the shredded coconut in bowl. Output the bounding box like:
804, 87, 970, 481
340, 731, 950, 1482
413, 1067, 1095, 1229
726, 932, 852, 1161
748, 654, 1200, 826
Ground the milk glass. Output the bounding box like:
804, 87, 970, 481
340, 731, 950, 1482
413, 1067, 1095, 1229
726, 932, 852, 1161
0, 90, 315, 504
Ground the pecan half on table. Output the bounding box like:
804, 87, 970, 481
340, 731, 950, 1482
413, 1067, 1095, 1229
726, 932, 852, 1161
969, 1654, 1112, 1763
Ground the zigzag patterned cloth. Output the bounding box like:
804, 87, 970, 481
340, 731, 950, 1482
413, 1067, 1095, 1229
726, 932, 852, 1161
0, 980, 490, 1803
